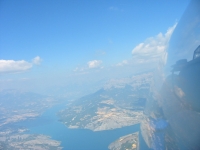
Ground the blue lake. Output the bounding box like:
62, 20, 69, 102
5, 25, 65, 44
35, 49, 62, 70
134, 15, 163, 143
16, 102, 141, 150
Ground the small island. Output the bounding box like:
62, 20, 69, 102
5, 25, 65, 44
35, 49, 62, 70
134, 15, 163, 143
108, 132, 139, 150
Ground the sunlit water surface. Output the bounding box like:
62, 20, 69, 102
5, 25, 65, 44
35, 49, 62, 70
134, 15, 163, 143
15, 102, 142, 150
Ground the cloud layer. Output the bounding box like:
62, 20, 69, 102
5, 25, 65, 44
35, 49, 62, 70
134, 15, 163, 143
0, 56, 41, 73
132, 24, 177, 65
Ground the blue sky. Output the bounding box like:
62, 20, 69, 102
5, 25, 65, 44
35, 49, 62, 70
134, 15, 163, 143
0, 0, 190, 96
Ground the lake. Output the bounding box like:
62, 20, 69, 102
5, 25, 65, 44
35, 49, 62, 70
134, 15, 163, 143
16, 102, 142, 150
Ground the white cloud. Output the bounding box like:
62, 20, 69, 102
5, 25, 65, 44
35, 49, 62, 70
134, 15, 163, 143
0, 60, 32, 73
87, 60, 102, 69
73, 60, 103, 75
0, 56, 42, 73
32, 56, 42, 65
73, 67, 85, 72
132, 23, 177, 65
116, 60, 128, 66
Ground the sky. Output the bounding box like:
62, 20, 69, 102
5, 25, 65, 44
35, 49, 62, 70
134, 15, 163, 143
0, 0, 191, 97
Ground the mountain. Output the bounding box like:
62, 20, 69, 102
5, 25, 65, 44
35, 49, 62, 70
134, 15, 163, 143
0, 89, 62, 128
58, 72, 153, 131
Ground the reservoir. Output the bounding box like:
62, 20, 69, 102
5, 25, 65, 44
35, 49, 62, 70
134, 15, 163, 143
16, 102, 140, 150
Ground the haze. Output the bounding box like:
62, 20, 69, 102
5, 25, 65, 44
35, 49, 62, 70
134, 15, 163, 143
0, 0, 190, 98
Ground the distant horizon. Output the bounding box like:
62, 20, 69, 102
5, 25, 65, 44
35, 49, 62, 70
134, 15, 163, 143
0, 0, 190, 96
